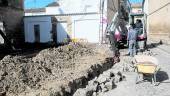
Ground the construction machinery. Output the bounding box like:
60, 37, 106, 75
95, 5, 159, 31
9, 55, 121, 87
104, 0, 130, 63
129, 12, 147, 51
105, 0, 147, 52
0, 19, 15, 51
105, 0, 130, 49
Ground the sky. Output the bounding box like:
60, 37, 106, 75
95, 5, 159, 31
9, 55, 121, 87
24, 0, 143, 9
129, 0, 143, 3
24, 0, 55, 9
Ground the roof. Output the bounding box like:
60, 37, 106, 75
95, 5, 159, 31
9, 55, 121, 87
24, 8, 46, 13
46, 2, 59, 7
24, 12, 98, 17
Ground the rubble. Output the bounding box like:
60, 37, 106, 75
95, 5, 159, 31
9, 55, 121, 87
0, 43, 114, 96
73, 69, 126, 96
73, 48, 158, 96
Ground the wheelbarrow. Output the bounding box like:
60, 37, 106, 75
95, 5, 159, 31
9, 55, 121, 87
134, 55, 160, 85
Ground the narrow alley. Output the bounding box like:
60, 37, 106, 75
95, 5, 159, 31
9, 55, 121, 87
0, 0, 170, 96
74, 42, 170, 96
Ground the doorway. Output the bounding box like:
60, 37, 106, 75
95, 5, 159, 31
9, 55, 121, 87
34, 24, 40, 43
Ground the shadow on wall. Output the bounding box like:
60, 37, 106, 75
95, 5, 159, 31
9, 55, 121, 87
59, 8, 64, 14
56, 21, 70, 45
51, 16, 70, 45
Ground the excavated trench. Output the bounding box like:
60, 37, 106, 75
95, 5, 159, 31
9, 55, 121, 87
52, 57, 115, 96
0, 43, 116, 96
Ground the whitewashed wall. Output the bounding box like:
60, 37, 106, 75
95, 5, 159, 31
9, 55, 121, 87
58, 0, 100, 13
71, 14, 100, 43
46, 7, 61, 15
143, 0, 148, 14
143, 0, 149, 34
24, 12, 46, 16
24, 16, 52, 43
24, 0, 108, 43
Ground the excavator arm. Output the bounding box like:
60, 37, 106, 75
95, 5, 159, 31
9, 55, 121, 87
0, 21, 15, 50
105, 12, 119, 51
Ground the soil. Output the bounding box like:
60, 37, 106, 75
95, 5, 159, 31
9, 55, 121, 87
0, 43, 112, 96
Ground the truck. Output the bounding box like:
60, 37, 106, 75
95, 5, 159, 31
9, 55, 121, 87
130, 13, 147, 51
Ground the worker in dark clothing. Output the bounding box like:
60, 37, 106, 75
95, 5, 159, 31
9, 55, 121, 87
127, 24, 138, 57
135, 19, 143, 29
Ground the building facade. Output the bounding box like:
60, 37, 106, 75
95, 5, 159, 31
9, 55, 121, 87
0, 0, 24, 46
24, 0, 108, 44
143, 0, 170, 43
24, 0, 128, 44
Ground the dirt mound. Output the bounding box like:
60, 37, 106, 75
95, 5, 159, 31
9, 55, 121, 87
32, 43, 94, 68
0, 43, 96, 96
0, 55, 33, 95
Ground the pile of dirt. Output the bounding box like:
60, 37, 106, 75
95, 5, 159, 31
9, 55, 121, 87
32, 43, 94, 69
0, 43, 98, 96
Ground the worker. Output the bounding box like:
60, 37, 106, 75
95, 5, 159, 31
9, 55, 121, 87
135, 19, 143, 29
127, 24, 138, 57
135, 19, 144, 52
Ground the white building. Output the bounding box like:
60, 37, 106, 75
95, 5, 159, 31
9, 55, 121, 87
24, 16, 52, 43
24, 0, 108, 44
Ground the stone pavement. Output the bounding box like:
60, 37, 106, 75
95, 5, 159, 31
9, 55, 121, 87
102, 43, 170, 96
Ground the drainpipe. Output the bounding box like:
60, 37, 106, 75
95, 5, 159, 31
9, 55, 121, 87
99, 0, 105, 44
101, 0, 104, 44
99, 0, 101, 44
